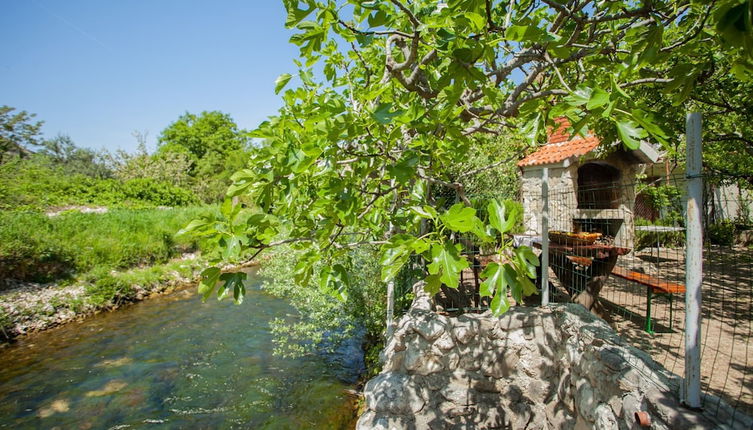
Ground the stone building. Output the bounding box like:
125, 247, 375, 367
517, 117, 661, 249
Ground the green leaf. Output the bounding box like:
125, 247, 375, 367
319, 264, 349, 302
176, 219, 211, 237
410, 205, 437, 219
487, 199, 516, 234
372, 103, 404, 124
610, 75, 630, 99
379, 235, 414, 282
427, 241, 469, 289
514, 245, 540, 279
615, 118, 647, 150
285, 2, 314, 27
440, 203, 478, 233
566, 85, 592, 106
490, 289, 510, 315
586, 88, 610, 110
219, 272, 247, 304
275, 73, 293, 94
505, 25, 528, 42
411, 238, 431, 255
463, 12, 486, 32
387, 154, 418, 184
424, 274, 442, 295
198, 267, 222, 302
222, 236, 242, 261
367, 10, 388, 28
479, 262, 504, 297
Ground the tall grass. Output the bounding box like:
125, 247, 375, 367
0, 207, 214, 283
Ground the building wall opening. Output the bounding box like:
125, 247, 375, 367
577, 162, 621, 209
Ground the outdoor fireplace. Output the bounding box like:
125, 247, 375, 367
518, 117, 659, 253
577, 162, 621, 209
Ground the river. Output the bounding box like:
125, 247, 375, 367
0, 270, 362, 429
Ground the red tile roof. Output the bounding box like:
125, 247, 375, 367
517, 118, 601, 167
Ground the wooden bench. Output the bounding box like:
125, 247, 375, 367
611, 267, 686, 333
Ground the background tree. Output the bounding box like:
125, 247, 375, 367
38, 134, 111, 178
106, 131, 194, 189
158, 111, 251, 201
0, 106, 44, 164
188, 0, 752, 315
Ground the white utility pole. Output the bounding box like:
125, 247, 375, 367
684, 112, 703, 409
541, 167, 550, 305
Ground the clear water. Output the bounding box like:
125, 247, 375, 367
0, 271, 360, 429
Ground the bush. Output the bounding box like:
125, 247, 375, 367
119, 178, 198, 207
86, 274, 133, 307
0, 158, 198, 210
635, 217, 686, 250
707, 220, 736, 246
0, 207, 213, 282
258, 245, 387, 363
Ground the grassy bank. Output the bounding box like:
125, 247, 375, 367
0, 207, 219, 340
0, 256, 210, 339
0, 207, 213, 283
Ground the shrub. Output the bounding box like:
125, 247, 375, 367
259, 245, 386, 362
0, 158, 198, 210
119, 178, 198, 207
86, 274, 134, 307
0, 207, 213, 282
635, 217, 686, 250
707, 220, 736, 246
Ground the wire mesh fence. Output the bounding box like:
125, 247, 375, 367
541, 172, 753, 425
396, 168, 753, 425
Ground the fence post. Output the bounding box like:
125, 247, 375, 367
541, 167, 550, 305
684, 112, 703, 409
386, 278, 395, 339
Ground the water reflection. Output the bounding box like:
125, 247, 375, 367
0, 271, 359, 429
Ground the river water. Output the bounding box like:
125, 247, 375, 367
0, 271, 362, 429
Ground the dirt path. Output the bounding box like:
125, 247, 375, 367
600, 246, 753, 419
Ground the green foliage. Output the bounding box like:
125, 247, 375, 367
158, 111, 251, 202
0, 105, 43, 164
119, 178, 198, 207
86, 274, 133, 307
257, 245, 387, 359
708, 220, 736, 246
635, 218, 686, 250
109, 140, 193, 188
37, 134, 111, 178
0, 157, 198, 210
637, 184, 684, 222
0, 307, 10, 336
195, 0, 753, 325
0, 207, 212, 282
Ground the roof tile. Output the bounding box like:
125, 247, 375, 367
517, 118, 601, 167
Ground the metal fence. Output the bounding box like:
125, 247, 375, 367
537, 170, 753, 425
385, 123, 753, 425
411, 170, 753, 425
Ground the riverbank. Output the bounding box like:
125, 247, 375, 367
0, 254, 259, 343
0, 206, 218, 342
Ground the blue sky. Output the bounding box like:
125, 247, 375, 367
0, 1, 298, 152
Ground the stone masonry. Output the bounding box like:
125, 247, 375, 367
356, 285, 742, 429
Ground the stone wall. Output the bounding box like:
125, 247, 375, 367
357, 300, 732, 429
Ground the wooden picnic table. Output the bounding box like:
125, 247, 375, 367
535, 241, 631, 315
